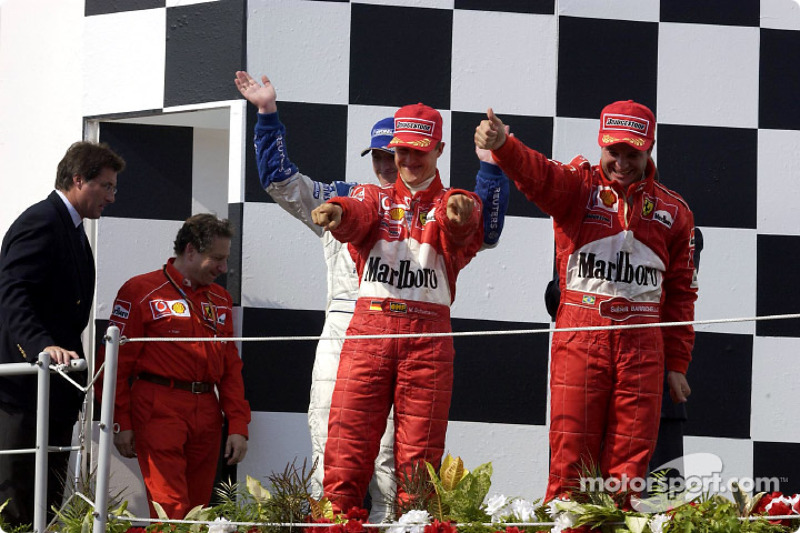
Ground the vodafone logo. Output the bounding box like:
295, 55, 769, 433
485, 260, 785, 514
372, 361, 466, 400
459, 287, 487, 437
150, 299, 191, 320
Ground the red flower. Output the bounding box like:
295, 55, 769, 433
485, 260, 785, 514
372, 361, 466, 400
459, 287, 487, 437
504, 527, 526, 533
754, 491, 800, 527
754, 492, 780, 515
769, 500, 791, 517
346, 507, 369, 522
423, 519, 457, 533
125, 528, 147, 533
343, 520, 365, 533
305, 517, 333, 533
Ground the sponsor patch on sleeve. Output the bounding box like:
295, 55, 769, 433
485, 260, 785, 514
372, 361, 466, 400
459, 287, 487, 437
111, 300, 131, 320
320, 182, 337, 201
109, 320, 126, 335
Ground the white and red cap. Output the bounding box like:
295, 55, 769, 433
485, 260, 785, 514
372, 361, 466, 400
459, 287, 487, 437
598, 100, 655, 151
387, 103, 443, 152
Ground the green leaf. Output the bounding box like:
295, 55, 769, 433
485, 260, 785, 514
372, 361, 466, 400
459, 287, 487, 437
624, 515, 648, 533
247, 475, 272, 504
152, 501, 169, 521
440, 454, 468, 491
552, 500, 586, 515
81, 507, 92, 533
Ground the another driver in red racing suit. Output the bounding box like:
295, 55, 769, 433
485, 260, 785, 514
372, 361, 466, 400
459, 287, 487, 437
312, 103, 484, 513
475, 100, 697, 503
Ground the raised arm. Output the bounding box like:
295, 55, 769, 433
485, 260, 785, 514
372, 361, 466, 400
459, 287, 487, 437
234, 71, 277, 114
474, 125, 510, 247
474, 108, 508, 151
474, 108, 586, 223
235, 71, 354, 236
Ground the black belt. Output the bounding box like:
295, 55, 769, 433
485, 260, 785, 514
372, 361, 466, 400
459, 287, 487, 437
136, 372, 214, 394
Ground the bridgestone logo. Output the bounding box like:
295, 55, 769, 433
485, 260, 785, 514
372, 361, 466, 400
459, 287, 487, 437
604, 117, 647, 132
578, 251, 658, 286
365, 257, 438, 289
395, 120, 433, 134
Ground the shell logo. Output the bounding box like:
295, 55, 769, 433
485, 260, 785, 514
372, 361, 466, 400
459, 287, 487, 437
389, 207, 405, 221
172, 302, 186, 314
599, 189, 616, 207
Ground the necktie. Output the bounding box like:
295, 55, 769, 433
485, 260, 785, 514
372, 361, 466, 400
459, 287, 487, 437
76, 221, 88, 252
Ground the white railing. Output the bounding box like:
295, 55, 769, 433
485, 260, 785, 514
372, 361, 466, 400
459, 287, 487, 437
92, 325, 119, 533
0, 352, 87, 533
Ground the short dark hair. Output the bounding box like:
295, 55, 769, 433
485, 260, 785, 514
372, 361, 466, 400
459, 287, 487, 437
174, 213, 234, 255
55, 141, 126, 191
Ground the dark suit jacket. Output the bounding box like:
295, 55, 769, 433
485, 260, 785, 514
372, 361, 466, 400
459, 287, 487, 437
0, 191, 94, 419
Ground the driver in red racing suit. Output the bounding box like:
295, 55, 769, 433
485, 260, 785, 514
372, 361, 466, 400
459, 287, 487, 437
475, 100, 698, 503
312, 103, 484, 513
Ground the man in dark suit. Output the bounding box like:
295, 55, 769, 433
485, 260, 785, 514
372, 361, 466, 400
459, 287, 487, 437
0, 141, 125, 527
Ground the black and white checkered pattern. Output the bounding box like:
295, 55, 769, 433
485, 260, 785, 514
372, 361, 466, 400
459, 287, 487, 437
86, 0, 800, 503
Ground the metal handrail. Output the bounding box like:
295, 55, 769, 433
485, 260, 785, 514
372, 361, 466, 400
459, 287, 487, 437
92, 325, 119, 533
0, 355, 87, 533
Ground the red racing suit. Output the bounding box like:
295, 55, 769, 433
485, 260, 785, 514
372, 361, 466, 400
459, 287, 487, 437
322, 173, 483, 513
110, 258, 251, 518
491, 136, 697, 501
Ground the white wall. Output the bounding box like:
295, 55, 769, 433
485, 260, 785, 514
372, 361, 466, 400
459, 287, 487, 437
0, 0, 85, 235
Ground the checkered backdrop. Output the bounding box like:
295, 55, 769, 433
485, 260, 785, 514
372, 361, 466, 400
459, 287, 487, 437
79, 0, 800, 511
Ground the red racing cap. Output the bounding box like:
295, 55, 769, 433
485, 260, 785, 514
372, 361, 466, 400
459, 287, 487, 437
387, 103, 443, 152
598, 100, 655, 151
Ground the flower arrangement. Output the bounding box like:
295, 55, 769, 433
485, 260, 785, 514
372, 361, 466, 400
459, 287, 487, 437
753, 492, 800, 527
7, 456, 800, 532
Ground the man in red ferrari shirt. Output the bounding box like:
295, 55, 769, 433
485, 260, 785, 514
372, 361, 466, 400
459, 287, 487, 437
475, 101, 697, 503
110, 213, 250, 518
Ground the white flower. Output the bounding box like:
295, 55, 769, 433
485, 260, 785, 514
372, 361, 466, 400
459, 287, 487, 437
510, 498, 535, 522
546, 498, 569, 518
388, 509, 431, 533
387, 523, 406, 533
208, 517, 237, 533
648, 513, 671, 533
552, 512, 576, 533
485, 494, 510, 522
